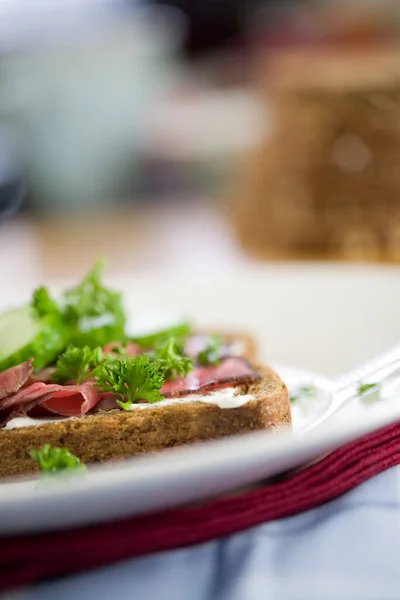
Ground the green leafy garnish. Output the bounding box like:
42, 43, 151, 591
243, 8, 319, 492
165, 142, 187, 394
197, 335, 222, 366
290, 384, 317, 403
29, 259, 126, 353
31, 287, 61, 319
1, 260, 126, 372
53, 345, 103, 384
63, 259, 121, 322
29, 444, 86, 474
0, 304, 69, 372
104, 343, 131, 359
95, 354, 164, 410
357, 382, 379, 396
62, 258, 126, 348
132, 322, 191, 349
151, 337, 192, 380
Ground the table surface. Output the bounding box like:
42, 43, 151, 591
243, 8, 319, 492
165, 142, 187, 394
0, 199, 251, 290
3, 196, 400, 290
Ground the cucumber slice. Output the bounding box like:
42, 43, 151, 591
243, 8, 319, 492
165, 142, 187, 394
0, 306, 68, 371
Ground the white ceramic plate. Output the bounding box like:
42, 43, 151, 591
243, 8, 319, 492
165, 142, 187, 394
0, 364, 333, 533
1, 264, 400, 534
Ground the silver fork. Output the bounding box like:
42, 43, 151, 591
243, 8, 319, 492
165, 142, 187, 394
309, 344, 400, 430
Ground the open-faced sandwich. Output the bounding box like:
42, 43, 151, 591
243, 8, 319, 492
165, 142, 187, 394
0, 260, 291, 478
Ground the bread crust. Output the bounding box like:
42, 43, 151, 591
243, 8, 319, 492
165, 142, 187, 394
0, 365, 290, 478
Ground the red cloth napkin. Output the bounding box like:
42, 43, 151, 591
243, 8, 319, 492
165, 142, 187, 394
2, 420, 400, 592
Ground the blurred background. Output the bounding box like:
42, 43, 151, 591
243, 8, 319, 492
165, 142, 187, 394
1, 0, 400, 287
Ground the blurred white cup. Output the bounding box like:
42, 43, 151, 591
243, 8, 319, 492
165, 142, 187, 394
0, 0, 184, 210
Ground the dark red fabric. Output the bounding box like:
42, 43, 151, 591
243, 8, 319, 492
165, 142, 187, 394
1, 420, 399, 592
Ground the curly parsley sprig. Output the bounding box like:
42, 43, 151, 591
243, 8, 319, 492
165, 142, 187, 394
94, 354, 165, 410
151, 337, 193, 380
53, 345, 103, 384
29, 444, 86, 475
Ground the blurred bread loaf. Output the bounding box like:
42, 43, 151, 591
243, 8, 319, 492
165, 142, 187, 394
232, 45, 400, 261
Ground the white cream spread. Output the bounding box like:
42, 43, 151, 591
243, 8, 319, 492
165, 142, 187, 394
4, 388, 254, 430
129, 387, 254, 411
4, 416, 72, 430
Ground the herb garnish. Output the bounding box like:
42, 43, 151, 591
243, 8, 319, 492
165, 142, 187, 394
151, 337, 193, 380
197, 335, 222, 366
53, 345, 103, 384
63, 259, 123, 323
31, 287, 61, 319
29, 444, 86, 474
290, 384, 317, 403
95, 354, 164, 410
357, 382, 379, 396
132, 322, 191, 349
30, 258, 126, 350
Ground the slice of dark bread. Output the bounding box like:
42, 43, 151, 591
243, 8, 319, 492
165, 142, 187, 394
0, 365, 290, 478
